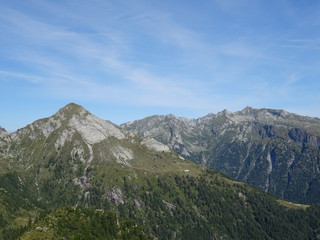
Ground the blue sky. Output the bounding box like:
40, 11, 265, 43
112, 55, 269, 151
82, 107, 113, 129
1, 0, 320, 131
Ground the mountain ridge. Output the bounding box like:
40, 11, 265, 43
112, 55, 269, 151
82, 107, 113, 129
123, 106, 320, 130
122, 106, 320, 204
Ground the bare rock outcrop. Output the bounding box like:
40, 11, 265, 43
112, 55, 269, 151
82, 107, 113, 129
107, 187, 125, 205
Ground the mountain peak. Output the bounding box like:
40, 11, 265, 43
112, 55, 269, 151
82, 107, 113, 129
19, 103, 126, 145
54, 103, 126, 144
241, 106, 254, 113
57, 103, 88, 119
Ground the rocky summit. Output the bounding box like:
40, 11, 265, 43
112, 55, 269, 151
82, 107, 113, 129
122, 107, 320, 204
1, 103, 320, 240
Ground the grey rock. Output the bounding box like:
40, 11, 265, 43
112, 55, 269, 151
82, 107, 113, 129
107, 187, 125, 205
133, 199, 144, 209
162, 200, 176, 210
0, 126, 8, 138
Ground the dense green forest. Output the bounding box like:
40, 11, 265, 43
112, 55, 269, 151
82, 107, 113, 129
19, 207, 150, 240
1, 169, 320, 240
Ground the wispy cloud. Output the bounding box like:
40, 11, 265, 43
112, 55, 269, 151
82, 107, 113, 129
280, 38, 320, 50
0, 70, 46, 84
1, 0, 320, 130
0, 1, 223, 112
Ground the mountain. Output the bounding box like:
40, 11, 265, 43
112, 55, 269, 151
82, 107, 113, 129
122, 107, 320, 204
1, 103, 320, 239
0, 103, 180, 205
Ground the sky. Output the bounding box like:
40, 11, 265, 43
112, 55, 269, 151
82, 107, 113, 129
1, 0, 320, 131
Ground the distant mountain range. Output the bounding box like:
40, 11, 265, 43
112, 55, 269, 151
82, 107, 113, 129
0, 103, 320, 239
122, 107, 320, 204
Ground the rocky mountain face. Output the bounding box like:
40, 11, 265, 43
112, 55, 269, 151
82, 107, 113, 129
0, 103, 176, 203
122, 107, 320, 204
1, 103, 320, 239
